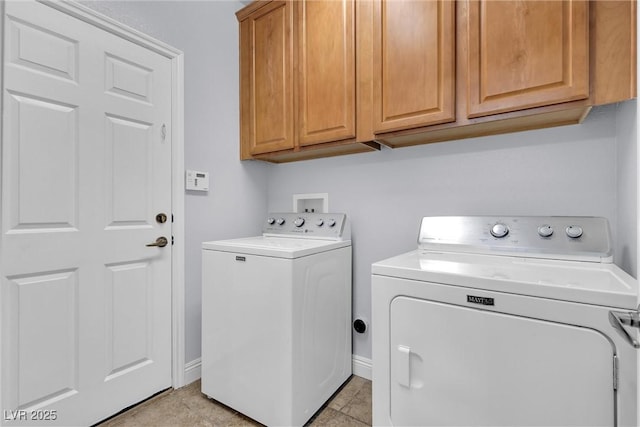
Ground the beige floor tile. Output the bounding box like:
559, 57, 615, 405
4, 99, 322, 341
98, 416, 131, 427
338, 383, 372, 425
309, 408, 368, 427
97, 377, 372, 427
327, 376, 367, 411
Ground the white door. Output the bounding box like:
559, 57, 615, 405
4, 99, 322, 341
390, 296, 615, 426
1, 1, 173, 425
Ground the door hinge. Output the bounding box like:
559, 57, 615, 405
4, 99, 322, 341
609, 307, 640, 348
613, 355, 619, 391
171, 213, 174, 223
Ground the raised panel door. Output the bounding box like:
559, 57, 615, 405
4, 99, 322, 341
1, 1, 172, 425
297, 0, 355, 146
373, 0, 455, 133
466, 0, 589, 118
240, 1, 294, 156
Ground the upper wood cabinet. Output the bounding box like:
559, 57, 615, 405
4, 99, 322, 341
297, 0, 356, 146
238, 0, 379, 162
373, 0, 456, 133
239, 1, 294, 157
375, 0, 635, 148
237, 0, 636, 161
466, 0, 589, 118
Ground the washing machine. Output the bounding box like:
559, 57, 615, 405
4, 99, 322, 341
201, 212, 352, 427
372, 216, 639, 426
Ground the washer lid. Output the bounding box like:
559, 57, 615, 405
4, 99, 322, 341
202, 236, 351, 259
372, 250, 638, 309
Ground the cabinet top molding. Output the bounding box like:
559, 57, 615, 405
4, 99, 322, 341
236, 0, 275, 21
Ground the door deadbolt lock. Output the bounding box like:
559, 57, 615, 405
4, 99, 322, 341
146, 236, 168, 248
156, 213, 168, 224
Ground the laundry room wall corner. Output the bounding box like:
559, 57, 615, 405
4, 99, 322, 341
615, 99, 638, 278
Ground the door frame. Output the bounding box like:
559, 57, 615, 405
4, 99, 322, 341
0, 0, 187, 404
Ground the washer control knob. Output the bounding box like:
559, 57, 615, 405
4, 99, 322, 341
276, 218, 285, 226
537, 225, 554, 238
490, 223, 509, 238
267, 217, 276, 225
327, 219, 337, 227
316, 219, 324, 227
566, 225, 583, 238
294, 217, 305, 228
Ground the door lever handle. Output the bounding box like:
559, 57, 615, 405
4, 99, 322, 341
146, 237, 168, 248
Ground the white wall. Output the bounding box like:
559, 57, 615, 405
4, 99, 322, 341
81, 0, 269, 364
267, 104, 625, 359
615, 100, 638, 277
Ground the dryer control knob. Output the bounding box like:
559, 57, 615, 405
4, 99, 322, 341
316, 219, 324, 227
276, 218, 285, 226
537, 225, 554, 238
294, 218, 305, 227
566, 225, 583, 238
490, 223, 509, 238
327, 219, 337, 227
267, 217, 276, 225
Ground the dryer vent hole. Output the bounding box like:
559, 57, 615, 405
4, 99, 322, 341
353, 319, 367, 334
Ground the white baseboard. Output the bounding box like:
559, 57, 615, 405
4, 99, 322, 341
182, 354, 372, 386
352, 355, 372, 380
183, 358, 201, 386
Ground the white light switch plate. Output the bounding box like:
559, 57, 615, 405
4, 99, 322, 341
186, 170, 209, 191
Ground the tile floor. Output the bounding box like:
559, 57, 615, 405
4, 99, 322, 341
97, 375, 372, 427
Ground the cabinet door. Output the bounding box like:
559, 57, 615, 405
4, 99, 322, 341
297, 0, 356, 146
373, 0, 455, 133
240, 1, 294, 156
466, 0, 589, 119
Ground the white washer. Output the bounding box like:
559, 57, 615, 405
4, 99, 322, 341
202, 213, 352, 427
372, 216, 639, 427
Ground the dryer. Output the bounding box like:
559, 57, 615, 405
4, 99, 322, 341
372, 216, 638, 426
202, 213, 352, 427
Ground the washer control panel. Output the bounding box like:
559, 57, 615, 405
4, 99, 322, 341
263, 213, 348, 239
418, 216, 612, 262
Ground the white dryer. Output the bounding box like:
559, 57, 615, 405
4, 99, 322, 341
372, 216, 638, 426
202, 213, 352, 427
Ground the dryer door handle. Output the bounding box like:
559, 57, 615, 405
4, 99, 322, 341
395, 345, 411, 387
609, 309, 640, 349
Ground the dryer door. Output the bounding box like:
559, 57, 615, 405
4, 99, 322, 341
390, 296, 615, 426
